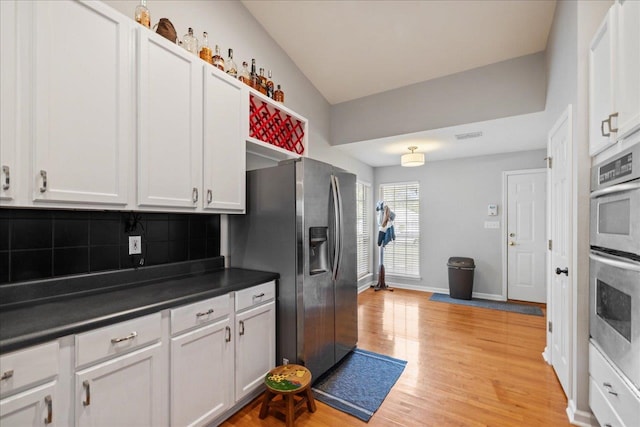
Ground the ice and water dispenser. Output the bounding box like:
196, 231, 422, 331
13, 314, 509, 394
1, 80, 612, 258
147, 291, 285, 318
309, 227, 328, 275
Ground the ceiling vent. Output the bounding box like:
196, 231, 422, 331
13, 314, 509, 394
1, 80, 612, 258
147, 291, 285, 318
455, 131, 483, 140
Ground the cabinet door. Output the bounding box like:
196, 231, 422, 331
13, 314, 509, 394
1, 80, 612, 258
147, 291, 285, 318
0, 382, 57, 427
615, 0, 640, 140
75, 343, 162, 427
589, 6, 617, 156
171, 317, 232, 427
0, 0, 18, 203
138, 30, 202, 209
203, 68, 246, 213
32, 0, 132, 206
235, 300, 275, 402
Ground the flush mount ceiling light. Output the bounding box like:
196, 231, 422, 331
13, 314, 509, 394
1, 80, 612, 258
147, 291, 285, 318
401, 146, 425, 167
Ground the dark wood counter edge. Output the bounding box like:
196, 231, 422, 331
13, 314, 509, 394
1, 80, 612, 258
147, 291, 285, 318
0, 268, 279, 354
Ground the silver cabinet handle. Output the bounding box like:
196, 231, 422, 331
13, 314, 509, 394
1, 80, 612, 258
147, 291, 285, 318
601, 117, 611, 137
607, 390, 618, 396
110, 331, 137, 344
207, 189, 212, 204
0, 370, 13, 380
82, 380, 91, 406
253, 293, 265, 300
39, 170, 47, 193
2, 165, 9, 190
603, 382, 612, 388
609, 112, 618, 132
239, 320, 245, 336
196, 308, 214, 317
44, 395, 53, 424
225, 326, 231, 342
192, 187, 198, 203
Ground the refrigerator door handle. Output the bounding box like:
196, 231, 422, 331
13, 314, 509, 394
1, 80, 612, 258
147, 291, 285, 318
331, 174, 340, 281
334, 175, 344, 281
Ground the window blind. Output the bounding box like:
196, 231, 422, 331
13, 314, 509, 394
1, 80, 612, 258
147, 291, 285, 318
379, 182, 420, 277
356, 182, 371, 279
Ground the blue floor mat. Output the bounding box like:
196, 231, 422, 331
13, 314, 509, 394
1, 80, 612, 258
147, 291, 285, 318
429, 293, 543, 316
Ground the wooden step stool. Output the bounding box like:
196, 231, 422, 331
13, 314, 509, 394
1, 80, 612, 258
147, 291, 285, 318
259, 364, 316, 426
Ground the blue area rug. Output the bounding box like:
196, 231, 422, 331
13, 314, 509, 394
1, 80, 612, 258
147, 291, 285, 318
312, 348, 406, 422
429, 293, 544, 316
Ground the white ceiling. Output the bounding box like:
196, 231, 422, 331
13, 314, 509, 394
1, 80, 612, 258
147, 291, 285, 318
242, 0, 557, 167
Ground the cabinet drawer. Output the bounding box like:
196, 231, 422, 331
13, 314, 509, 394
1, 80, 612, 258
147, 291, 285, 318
235, 281, 275, 312
170, 294, 231, 336
589, 343, 640, 427
75, 312, 161, 367
0, 341, 59, 397
590, 377, 626, 427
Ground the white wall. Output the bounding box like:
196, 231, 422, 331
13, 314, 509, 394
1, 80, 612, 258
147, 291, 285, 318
103, 0, 373, 183
374, 149, 545, 298
331, 52, 547, 145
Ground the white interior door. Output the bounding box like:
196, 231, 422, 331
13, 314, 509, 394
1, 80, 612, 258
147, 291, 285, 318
507, 170, 547, 303
548, 105, 572, 398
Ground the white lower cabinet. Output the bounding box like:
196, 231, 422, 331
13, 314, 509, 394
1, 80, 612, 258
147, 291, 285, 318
170, 296, 233, 427
0, 281, 277, 427
0, 341, 60, 427
75, 343, 162, 427
234, 282, 276, 403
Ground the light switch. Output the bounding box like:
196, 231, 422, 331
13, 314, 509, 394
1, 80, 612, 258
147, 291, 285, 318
487, 204, 498, 216
128, 236, 142, 255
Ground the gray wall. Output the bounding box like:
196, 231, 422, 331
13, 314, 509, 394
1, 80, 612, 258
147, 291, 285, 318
331, 52, 547, 145
103, 0, 373, 183
374, 149, 545, 298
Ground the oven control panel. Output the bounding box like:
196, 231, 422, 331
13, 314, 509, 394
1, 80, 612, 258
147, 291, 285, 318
592, 144, 640, 191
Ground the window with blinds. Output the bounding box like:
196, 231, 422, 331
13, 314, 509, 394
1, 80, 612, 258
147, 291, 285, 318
379, 182, 420, 277
356, 181, 371, 279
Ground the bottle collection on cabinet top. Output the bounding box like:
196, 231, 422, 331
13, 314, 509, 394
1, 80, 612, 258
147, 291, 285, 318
132, 1, 286, 103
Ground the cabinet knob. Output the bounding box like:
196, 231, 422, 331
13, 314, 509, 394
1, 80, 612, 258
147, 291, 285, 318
1, 370, 13, 380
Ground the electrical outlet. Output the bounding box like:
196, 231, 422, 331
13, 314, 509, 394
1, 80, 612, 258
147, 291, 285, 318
128, 236, 142, 255
283, 358, 289, 366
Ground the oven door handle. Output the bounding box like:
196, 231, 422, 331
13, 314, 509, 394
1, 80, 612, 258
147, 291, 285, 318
589, 251, 640, 272
590, 181, 640, 198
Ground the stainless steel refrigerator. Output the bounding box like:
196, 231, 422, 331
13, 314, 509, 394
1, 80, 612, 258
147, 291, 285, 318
229, 157, 357, 379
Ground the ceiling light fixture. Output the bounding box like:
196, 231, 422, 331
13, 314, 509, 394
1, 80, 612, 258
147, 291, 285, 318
401, 146, 424, 167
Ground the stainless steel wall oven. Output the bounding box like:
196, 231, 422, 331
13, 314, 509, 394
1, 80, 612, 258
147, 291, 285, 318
590, 143, 640, 391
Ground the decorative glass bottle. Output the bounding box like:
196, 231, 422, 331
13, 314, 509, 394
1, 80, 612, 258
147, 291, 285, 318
199, 32, 213, 64
182, 27, 199, 55
274, 84, 284, 103
239, 61, 251, 87
134, 0, 150, 28
212, 45, 225, 71
226, 49, 238, 78
266, 70, 274, 99
250, 59, 258, 90
258, 68, 268, 95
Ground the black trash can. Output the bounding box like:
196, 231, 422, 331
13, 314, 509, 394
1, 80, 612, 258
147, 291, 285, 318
447, 257, 475, 300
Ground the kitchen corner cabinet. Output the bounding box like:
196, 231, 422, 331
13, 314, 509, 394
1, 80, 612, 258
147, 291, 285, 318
31, 0, 132, 206
234, 281, 276, 402
0, 342, 60, 426
589, 0, 640, 156
170, 296, 233, 426
137, 30, 202, 210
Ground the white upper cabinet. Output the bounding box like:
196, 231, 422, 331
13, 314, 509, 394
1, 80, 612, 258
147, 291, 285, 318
615, 0, 640, 141
31, 0, 132, 206
589, 0, 640, 156
589, 5, 617, 156
137, 30, 203, 209
0, 0, 18, 204
203, 68, 246, 213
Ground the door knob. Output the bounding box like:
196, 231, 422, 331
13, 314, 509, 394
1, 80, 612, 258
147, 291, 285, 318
508, 241, 515, 246
555, 267, 568, 276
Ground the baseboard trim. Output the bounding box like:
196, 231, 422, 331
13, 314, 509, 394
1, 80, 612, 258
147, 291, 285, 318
542, 346, 551, 364
566, 399, 597, 427
367, 281, 505, 301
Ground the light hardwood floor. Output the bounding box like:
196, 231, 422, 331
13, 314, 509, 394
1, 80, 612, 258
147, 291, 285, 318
223, 288, 571, 426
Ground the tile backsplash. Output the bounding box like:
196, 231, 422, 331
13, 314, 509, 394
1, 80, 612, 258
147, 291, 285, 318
0, 209, 220, 284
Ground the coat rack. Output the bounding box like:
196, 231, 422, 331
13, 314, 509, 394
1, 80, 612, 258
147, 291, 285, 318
373, 201, 394, 292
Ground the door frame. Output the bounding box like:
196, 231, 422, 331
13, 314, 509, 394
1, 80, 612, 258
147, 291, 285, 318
500, 168, 547, 301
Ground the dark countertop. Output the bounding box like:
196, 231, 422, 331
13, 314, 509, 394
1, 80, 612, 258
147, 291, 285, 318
0, 267, 279, 354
